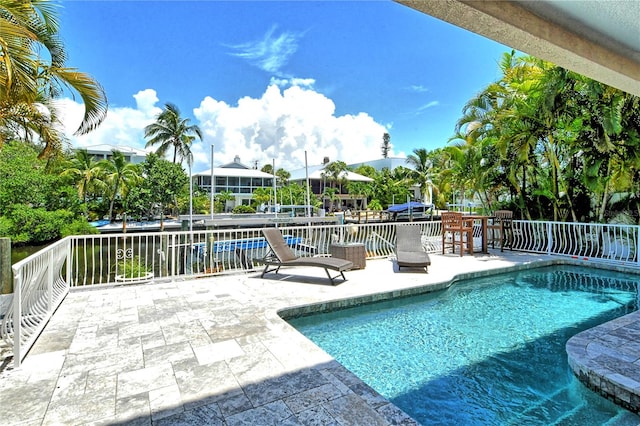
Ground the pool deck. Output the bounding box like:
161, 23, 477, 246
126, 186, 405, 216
567, 311, 640, 414
0, 250, 635, 425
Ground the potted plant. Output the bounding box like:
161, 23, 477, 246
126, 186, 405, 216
114, 255, 153, 284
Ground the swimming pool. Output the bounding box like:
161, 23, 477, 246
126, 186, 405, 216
288, 265, 640, 425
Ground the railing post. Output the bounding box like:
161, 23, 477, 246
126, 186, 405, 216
547, 222, 553, 255
170, 234, 177, 278
66, 238, 73, 287
13, 268, 21, 368
48, 250, 54, 311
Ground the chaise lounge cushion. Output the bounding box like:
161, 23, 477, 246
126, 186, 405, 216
395, 224, 431, 272
257, 228, 354, 285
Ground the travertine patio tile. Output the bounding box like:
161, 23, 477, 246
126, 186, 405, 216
295, 405, 340, 426
225, 399, 299, 426
192, 338, 245, 365
149, 383, 183, 421
241, 368, 331, 407
154, 402, 225, 426
0, 377, 56, 424
284, 382, 349, 413
323, 393, 389, 426
19, 350, 65, 382
115, 392, 152, 423
62, 344, 144, 375
143, 341, 196, 366
42, 388, 115, 425
173, 357, 241, 403
117, 363, 177, 399
161, 320, 212, 346
227, 343, 287, 385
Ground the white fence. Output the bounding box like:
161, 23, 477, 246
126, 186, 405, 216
510, 220, 639, 265
2, 219, 640, 366
1, 239, 70, 367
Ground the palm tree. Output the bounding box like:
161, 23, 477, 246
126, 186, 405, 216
60, 149, 105, 205
406, 148, 432, 203
99, 150, 142, 222
381, 133, 391, 158
0, 0, 107, 156
322, 161, 348, 191
144, 103, 202, 165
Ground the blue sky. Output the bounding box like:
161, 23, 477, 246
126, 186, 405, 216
57, 1, 512, 173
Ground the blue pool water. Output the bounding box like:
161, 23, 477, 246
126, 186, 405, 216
288, 265, 640, 425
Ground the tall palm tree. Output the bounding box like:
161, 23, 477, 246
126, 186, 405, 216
0, 0, 107, 156
405, 148, 432, 203
144, 103, 202, 165
99, 150, 142, 222
60, 149, 105, 205
322, 161, 348, 192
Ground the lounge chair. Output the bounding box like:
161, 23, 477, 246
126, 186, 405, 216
395, 224, 431, 272
257, 228, 354, 285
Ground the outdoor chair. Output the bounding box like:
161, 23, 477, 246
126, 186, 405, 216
441, 212, 474, 256
488, 210, 514, 251
256, 228, 354, 285
395, 224, 431, 272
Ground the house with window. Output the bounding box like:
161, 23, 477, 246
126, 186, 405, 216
193, 156, 274, 211
83, 144, 149, 164
288, 164, 374, 212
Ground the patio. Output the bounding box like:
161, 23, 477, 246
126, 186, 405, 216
0, 251, 593, 425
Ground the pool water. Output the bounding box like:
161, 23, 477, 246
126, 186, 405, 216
288, 265, 640, 425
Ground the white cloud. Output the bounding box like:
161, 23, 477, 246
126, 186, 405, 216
228, 25, 302, 74
417, 101, 439, 112
408, 84, 430, 93
59, 85, 389, 174
58, 88, 162, 151
193, 83, 388, 173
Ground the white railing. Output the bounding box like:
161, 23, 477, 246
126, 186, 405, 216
1, 238, 70, 367
510, 220, 640, 266
66, 222, 442, 287
3, 219, 640, 367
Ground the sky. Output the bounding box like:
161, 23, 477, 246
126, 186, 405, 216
56, 0, 513, 173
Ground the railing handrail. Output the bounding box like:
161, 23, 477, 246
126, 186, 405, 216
2, 238, 70, 367
4, 218, 640, 367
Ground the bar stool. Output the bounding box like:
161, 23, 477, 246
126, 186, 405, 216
441, 212, 474, 256
489, 210, 513, 251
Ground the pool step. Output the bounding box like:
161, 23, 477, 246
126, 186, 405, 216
511, 384, 637, 426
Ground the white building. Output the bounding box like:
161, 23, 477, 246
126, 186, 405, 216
288, 164, 374, 211
193, 156, 274, 211
83, 144, 149, 164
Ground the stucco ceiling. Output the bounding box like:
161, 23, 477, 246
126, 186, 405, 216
397, 0, 640, 96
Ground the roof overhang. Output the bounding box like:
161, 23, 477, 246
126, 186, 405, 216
396, 0, 640, 97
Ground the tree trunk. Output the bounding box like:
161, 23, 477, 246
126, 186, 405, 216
597, 161, 612, 222
108, 181, 120, 222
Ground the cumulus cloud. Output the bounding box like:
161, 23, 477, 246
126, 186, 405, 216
227, 25, 303, 74
60, 84, 389, 174
192, 82, 388, 173
57, 88, 162, 151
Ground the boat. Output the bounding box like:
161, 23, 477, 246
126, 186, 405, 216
192, 235, 316, 257
91, 219, 183, 233
386, 202, 434, 221
89, 219, 110, 228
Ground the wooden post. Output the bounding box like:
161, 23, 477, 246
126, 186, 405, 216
0, 238, 10, 294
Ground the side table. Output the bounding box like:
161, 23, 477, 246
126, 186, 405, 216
329, 243, 366, 269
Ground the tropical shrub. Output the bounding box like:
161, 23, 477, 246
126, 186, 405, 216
232, 205, 255, 214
